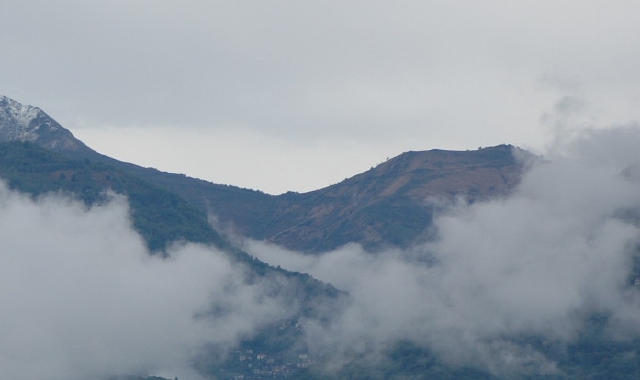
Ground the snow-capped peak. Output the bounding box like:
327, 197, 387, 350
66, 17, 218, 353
0, 95, 53, 142
0, 95, 42, 123
0, 95, 87, 151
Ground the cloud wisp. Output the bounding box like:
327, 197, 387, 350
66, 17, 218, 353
245, 127, 640, 375
0, 184, 290, 380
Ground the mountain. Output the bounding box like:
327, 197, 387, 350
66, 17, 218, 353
0, 97, 345, 379
5, 96, 640, 380
0, 95, 348, 282
0, 96, 534, 253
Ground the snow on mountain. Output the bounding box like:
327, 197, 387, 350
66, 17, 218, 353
0, 95, 88, 151
0, 95, 44, 141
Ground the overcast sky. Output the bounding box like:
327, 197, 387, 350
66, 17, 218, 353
2, 1, 640, 194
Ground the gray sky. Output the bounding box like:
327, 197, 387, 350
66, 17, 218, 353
2, 0, 640, 194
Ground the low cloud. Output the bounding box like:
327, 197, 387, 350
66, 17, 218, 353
6, 125, 640, 378
0, 185, 290, 380
245, 126, 640, 375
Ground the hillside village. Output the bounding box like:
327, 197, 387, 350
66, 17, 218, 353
223, 320, 313, 380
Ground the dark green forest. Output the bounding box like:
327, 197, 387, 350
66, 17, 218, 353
0, 140, 227, 252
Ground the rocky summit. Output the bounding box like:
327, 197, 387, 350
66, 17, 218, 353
0, 95, 88, 152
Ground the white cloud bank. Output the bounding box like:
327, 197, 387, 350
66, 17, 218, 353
245, 126, 640, 375
0, 186, 288, 380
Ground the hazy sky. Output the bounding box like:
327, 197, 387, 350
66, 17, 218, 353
2, 1, 640, 194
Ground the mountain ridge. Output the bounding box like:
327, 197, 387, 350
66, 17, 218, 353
6, 95, 640, 380
257, 144, 530, 252
0, 95, 534, 253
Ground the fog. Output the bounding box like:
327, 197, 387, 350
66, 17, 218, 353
0, 186, 290, 380
245, 126, 640, 375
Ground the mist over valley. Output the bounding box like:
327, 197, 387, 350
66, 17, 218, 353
3, 96, 640, 379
